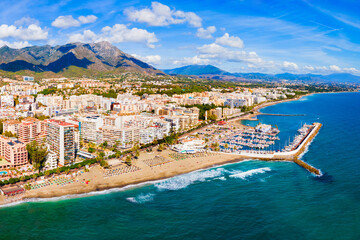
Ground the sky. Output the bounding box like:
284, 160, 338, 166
0, 0, 360, 75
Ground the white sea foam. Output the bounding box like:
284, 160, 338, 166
0, 161, 264, 208
155, 168, 225, 191
229, 167, 271, 179
298, 133, 318, 159
126, 193, 155, 204
216, 177, 226, 181
0, 179, 164, 208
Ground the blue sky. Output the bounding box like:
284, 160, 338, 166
0, 0, 360, 75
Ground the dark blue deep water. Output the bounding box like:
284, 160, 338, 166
0, 92, 360, 240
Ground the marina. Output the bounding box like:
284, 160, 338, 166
176, 121, 323, 176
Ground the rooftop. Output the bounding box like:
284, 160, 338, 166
47, 119, 75, 127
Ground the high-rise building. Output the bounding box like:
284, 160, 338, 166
79, 116, 103, 142
46, 120, 75, 166
18, 117, 46, 144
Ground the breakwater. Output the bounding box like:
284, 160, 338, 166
227, 122, 323, 176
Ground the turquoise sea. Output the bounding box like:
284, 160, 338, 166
1, 92, 360, 240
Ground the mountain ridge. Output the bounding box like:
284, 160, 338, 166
164, 65, 360, 83
0, 41, 163, 75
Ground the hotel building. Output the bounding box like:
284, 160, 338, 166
46, 120, 76, 166
0, 136, 28, 169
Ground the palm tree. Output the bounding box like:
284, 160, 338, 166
158, 143, 165, 151
125, 155, 132, 166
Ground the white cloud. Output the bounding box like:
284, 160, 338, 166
78, 15, 98, 24
282, 61, 299, 71
125, 2, 202, 27
197, 43, 262, 64
215, 33, 244, 48
0, 40, 31, 49
68, 30, 98, 42
173, 56, 210, 65
14, 17, 40, 26
68, 24, 158, 48
329, 65, 341, 72
304, 65, 315, 71
0, 24, 48, 40
101, 24, 158, 48
52, 15, 80, 29
302, 65, 360, 75
52, 15, 98, 29
132, 54, 161, 65
196, 26, 216, 39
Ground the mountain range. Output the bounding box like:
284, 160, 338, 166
163, 65, 360, 84
0, 42, 359, 84
0, 41, 163, 75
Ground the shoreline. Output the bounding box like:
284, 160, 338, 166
0, 92, 318, 207
1, 158, 256, 208
14, 152, 249, 205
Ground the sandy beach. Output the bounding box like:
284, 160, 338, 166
17, 151, 245, 203
0, 93, 313, 206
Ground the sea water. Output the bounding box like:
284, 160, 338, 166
0, 92, 360, 240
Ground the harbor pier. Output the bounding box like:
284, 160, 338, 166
222, 122, 323, 176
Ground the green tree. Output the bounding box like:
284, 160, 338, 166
26, 141, 48, 172
135, 150, 140, 159
98, 151, 105, 160
100, 160, 109, 168
157, 144, 165, 152
3, 131, 15, 137
100, 141, 108, 149
125, 155, 132, 166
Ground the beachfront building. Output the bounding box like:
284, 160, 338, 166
46, 120, 76, 166
224, 99, 247, 108
18, 117, 46, 144
44, 151, 58, 170
0, 136, 28, 168
254, 96, 267, 104
172, 139, 205, 153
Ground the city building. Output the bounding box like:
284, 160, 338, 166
0, 136, 28, 168
23, 76, 34, 81
46, 120, 76, 166
18, 117, 46, 144
3, 120, 20, 135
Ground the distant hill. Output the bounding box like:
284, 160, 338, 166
323, 73, 360, 83
163, 65, 229, 75
0, 41, 163, 75
163, 65, 360, 84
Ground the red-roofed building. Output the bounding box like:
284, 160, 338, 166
46, 119, 75, 166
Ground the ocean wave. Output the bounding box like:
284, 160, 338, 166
155, 168, 226, 191
229, 167, 271, 179
126, 193, 155, 204
0, 179, 165, 208
0, 162, 270, 208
